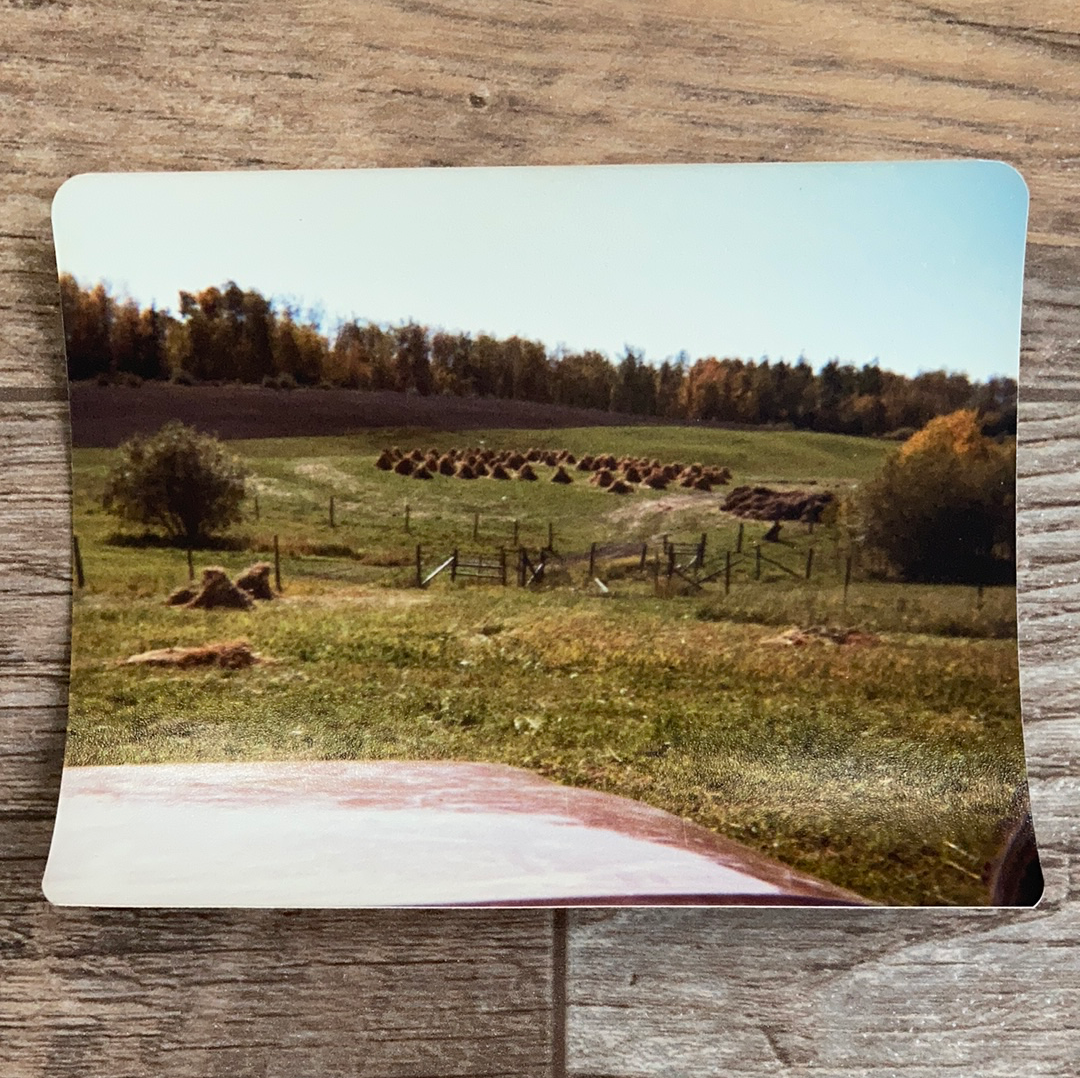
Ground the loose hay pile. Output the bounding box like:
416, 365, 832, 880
167, 563, 277, 609
723, 485, 836, 522
234, 562, 275, 600
183, 568, 254, 610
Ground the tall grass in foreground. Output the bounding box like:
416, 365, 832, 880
68, 584, 1023, 906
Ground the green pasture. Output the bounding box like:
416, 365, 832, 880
67, 425, 1026, 906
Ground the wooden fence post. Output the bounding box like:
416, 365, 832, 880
736, 522, 744, 553
755, 544, 761, 581
473, 512, 479, 541
500, 548, 508, 586
329, 496, 335, 528
273, 535, 281, 593
254, 495, 260, 521
187, 546, 194, 582
518, 547, 527, 587
725, 550, 731, 595
588, 542, 597, 579
805, 547, 814, 581
667, 547, 675, 580
451, 548, 459, 582
547, 521, 554, 551
698, 532, 707, 568
415, 544, 422, 588
72, 535, 85, 589
512, 519, 519, 547
404, 503, 411, 534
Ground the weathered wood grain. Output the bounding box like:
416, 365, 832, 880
2, 0, 1078, 1075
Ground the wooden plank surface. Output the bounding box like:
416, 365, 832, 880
2, 1, 1077, 1074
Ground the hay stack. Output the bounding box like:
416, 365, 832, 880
576, 455, 594, 471
393, 457, 415, 476
563, 452, 577, 465
413, 466, 433, 480
374, 449, 394, 470
692, 476, 713, 492
679, 473, 697, 488
184, 568, 254, 610
607, 479, 634, 494
455, 462, 476, 479
490, 463, 511, 480
473, 461, 489, 477
517, 463, 538, 481
234, 562, 274, 600
165, 585, 197, 606
542, 451, 558, 467
506, 451, 526, 469
408, 448, 425, 463
623, 464, 643, 484
551, 466, 572, 484
591, 468, 614, 488
642, 471, 668, 490
437, 455, 456, 476
525, 448, 541, 462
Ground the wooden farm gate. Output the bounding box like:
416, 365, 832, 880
417, 547, 509, 587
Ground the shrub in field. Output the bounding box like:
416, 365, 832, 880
103, 421, 246, 544
859, 410, 1015, 584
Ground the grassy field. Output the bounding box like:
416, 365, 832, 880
67, 424, 1026, 906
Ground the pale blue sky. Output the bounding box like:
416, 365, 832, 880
52, 161, 1027, 380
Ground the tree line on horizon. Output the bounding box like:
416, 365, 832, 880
60, 276, 1018, 438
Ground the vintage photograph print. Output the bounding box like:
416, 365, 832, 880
44, 162, 1039, 907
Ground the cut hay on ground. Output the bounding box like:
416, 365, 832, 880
761, 626, 880, 647
124, 639, 261, 669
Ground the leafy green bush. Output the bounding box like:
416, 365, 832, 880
858, 412, 1014, 584
103, 421, 247, 544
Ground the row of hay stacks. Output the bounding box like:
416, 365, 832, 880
722, 486, 836, 523
374, 445, 731, 493
165, 563, 275, 610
